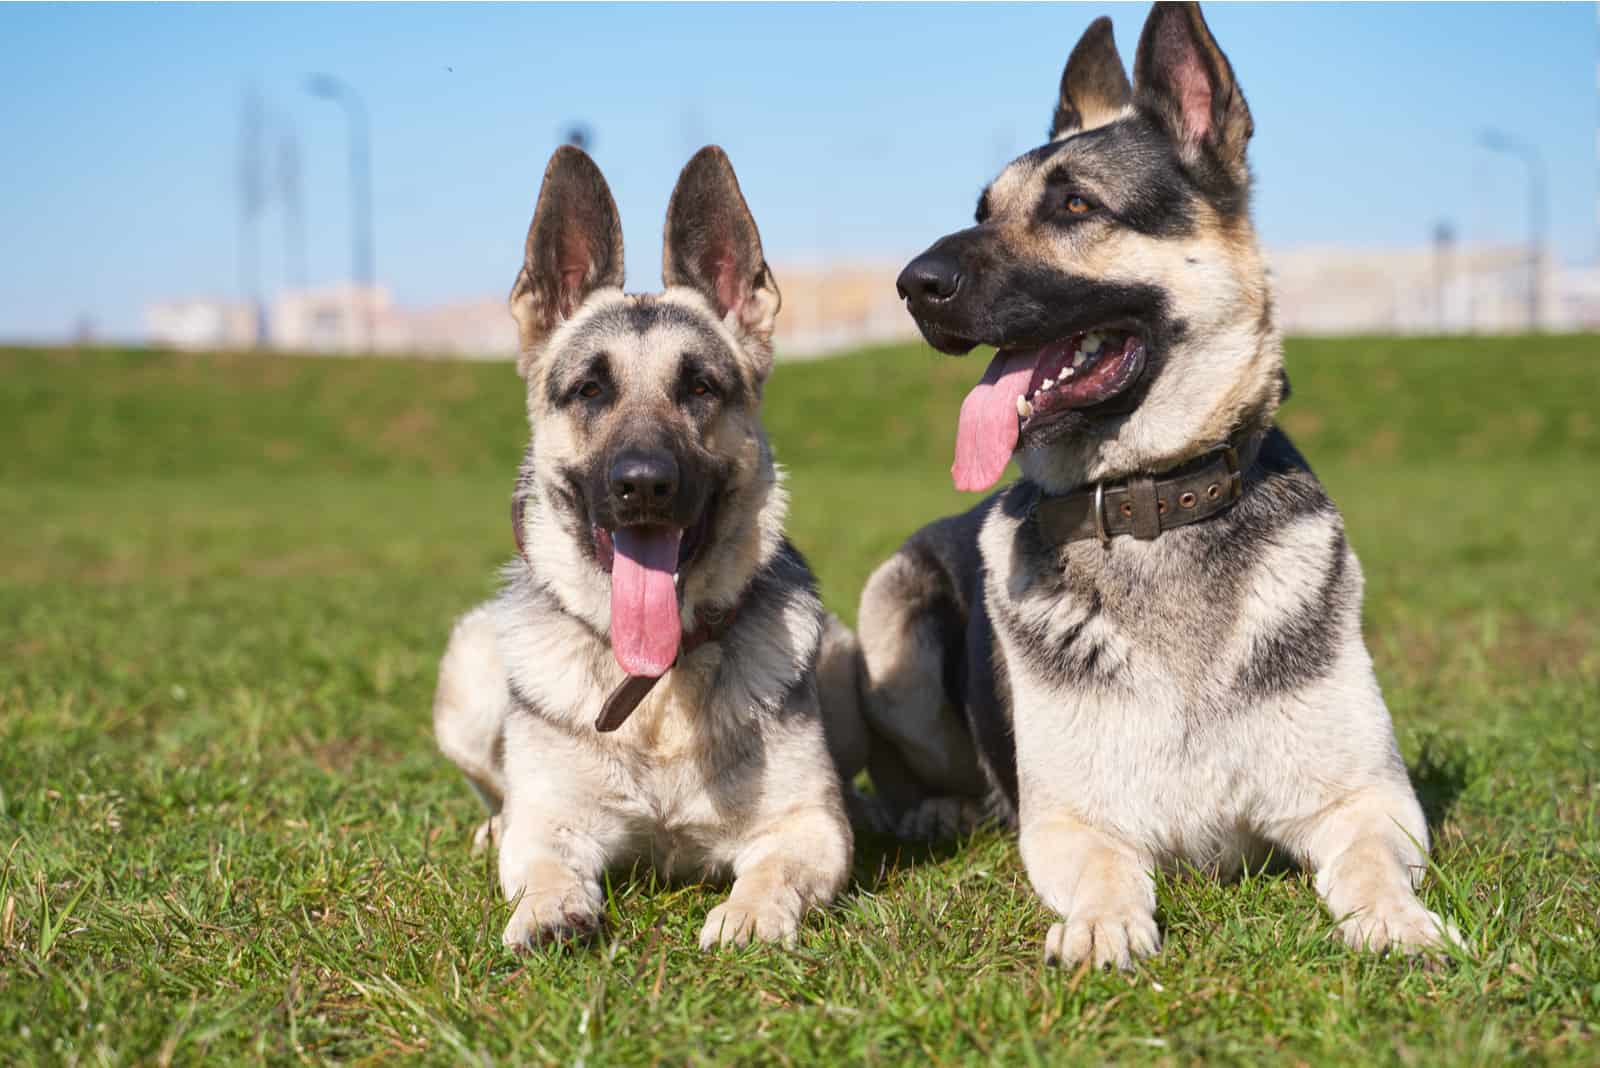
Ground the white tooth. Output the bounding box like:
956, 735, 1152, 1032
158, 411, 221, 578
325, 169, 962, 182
1016, 395, 1029, 417
1064, 366, 1075, 377
1040, 377, 1055, 390
1073, 352, 1087, 368
1081, 333, 1103, 354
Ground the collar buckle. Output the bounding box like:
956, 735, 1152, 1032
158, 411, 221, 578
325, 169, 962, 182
1221, 441, 1242, 501
1092, 481, 1111, 546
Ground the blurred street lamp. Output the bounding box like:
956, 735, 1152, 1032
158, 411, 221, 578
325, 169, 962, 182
1432, 220, 1456, 333
307, 74, 375, 352
238, 85, 268, 347
1479, 128, 1545, 332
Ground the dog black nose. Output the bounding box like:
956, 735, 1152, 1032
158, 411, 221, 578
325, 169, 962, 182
609, 448, 679, 509
896, 251, 962, 304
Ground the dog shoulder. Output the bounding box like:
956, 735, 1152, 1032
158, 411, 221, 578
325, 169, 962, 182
1223, 428, 1373, 705
902, 488, 1012, 607
718, 537, 829, 718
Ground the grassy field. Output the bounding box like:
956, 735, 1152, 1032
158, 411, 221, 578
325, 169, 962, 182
1, 336, 1596, 1065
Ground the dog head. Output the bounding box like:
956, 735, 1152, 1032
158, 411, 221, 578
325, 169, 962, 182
897, 2, 1283, 494
512, 145, 783, 677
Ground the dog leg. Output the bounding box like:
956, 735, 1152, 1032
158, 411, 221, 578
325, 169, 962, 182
497, 809, 608, 952
434, 605, 510, 820
815, 613, 871, 784
1021, 812, 1160, 970
1292, 788, 1456, 953
857, 553, 987, 813
699, 806, 850, 950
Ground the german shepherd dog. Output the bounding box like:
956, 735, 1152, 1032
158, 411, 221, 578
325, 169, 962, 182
860, 2, 1455, 968
433, 146, 861, 952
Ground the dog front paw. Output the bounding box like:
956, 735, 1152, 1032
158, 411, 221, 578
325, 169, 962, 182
1044, 909, 1161, 971
698, 899, 801, 949
1336, 897, 1458, 955
501, 889, 602, 953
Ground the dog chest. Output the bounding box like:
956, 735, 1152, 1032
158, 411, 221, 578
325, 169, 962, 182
985, 517, 1276, 860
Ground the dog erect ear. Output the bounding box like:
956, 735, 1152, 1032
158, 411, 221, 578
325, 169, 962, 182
662, 146, 782, 369
509, 146, 625, 377
1133, 2, 1253, 177
1051, 16, 1132, 140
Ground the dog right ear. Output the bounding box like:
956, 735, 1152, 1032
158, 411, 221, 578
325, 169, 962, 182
509, 146, 625, 378
662, 146, 782, 375
1050, 16, 1132, 140
1132, 2, 1253, 178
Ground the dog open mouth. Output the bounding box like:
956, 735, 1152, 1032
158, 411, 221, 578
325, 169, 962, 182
592, 506, 715, 679
952, 328, 1146, 492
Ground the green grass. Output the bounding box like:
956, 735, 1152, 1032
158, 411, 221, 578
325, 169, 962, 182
1, 336, 1596, 1065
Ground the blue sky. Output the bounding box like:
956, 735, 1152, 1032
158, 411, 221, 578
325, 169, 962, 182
2, 2, 1595, 341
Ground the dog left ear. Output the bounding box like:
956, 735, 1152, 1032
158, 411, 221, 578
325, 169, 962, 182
1051, 16, 1133, 140
1133, 2, 1252, 176
663, 146, 782, 371
509, 146, 625, 378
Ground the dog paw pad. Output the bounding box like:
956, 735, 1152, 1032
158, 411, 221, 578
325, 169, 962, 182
1337, 901, 1458, 955
698, 900, 799, 950
1044, 911, 1161, 971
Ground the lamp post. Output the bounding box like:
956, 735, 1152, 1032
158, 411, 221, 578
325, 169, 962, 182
1479, 129, 1546, 332
307, 74, 374, 352
1432, 221, 1455, 333
238, 85, 267, 347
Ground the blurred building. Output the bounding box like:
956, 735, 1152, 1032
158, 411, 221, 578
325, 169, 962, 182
144, 298, 260, 350
1268, 244, 1600, 334
147, 285, 515, 357
388, 295, 516, 356
1553, 265, 1600, 328
146, 246, 1598, 359
269, 283, 390, 353
270, 286, 515, 356
143, 265, 920, 360
770, 262, 917, 358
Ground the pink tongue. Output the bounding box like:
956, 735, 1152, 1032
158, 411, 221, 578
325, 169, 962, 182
952, 350, 1037, 492
610, 526, 683, 678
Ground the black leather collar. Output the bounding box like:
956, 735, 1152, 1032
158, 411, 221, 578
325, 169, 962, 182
1032, 427, 1264, 547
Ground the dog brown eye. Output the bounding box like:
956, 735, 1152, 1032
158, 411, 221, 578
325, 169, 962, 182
1066, 195, 1093, 215
579, 381, 603, 399
691, 378, 713, 398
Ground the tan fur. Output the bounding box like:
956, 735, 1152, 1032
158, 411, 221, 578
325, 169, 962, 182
1073, 100, 1134, 135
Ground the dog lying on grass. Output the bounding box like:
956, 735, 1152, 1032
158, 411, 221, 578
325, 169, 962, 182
433, 145, 863, 952
858, 1, 1458, 968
